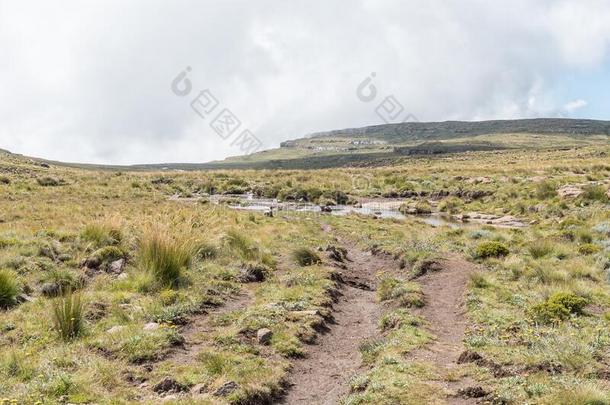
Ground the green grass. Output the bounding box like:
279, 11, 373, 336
292, 247, 321, 266
0, 269, 20, 308
137, 230, 193, 288
52, 291, 84, 341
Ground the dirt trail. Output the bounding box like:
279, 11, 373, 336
279, 243, 398, 405
407, 255, 478, 404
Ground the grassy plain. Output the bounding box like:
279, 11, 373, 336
0, 143, 609, 404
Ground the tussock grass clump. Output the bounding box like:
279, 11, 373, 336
196, 242, 218, 260
528, 240, 555, 259
535, 181, 557, 199
137, 231, 193, 288
222, 229, 259, 261
81, 221, 122, 248
292, 247, 321, 266
475, 241, 509, 259
52, 291, 84, 341
0, 269, 20, 308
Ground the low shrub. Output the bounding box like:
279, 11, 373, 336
530, 292, 588, 324
37, 177, 62, 187
292, 247, 321, 266
579, 244, 601, 256
475, 241, 509, 259
0, 269, 20, 308
581, 185, 608, 202
535, 181, 556, 199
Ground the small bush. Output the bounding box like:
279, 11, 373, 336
593, 222, 610, 236
475, 241, 509, 259
37, 177, 62, 187
52, 291, 84, 341
0, 269, 20, 308
292, 247, 321, 266
581, 185, 608, 202
138, 231, 192, 288
530, 292, 588, 324
535, 181, 557, 199
469, 273, 491, 289
578, 244, 601, 256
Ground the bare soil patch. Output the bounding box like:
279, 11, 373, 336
279, 243, 398, 405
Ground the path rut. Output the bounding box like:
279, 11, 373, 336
407, 255, 479, 404
279, 243, 398, 405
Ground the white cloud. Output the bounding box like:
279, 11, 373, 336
563, 99, 588, 113
0, 0, 608, 164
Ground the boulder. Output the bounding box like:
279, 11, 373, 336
109, 259, 125, 274
256, 328, 273, 345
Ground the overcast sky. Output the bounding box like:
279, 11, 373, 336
1, 0, 609, 164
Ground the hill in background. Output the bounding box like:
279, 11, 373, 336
2, 118, 609, 170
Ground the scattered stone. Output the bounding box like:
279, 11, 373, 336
109, 258, 125, 274
107, 325, 125, 334
191, 383, 208, 394
264, 210, 273, 217
326, 245, 348, 262
16, 293, 34, 303
40, 282, 61, 297
467, 176, 493, 184
57, 253, 72, 262
213, 381, 239, 396
238, 263, 267, 283
85, 301, 108, 320
143, 322, 160, 331
457, 350, 483, 364
458, 386, 488, 398
153, 377, 187, 394
256, 328, 273, 345
39, 246, 56, 259
117, 273, 129, 280
557, 185, 583, 198
320, 205, 332, 213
